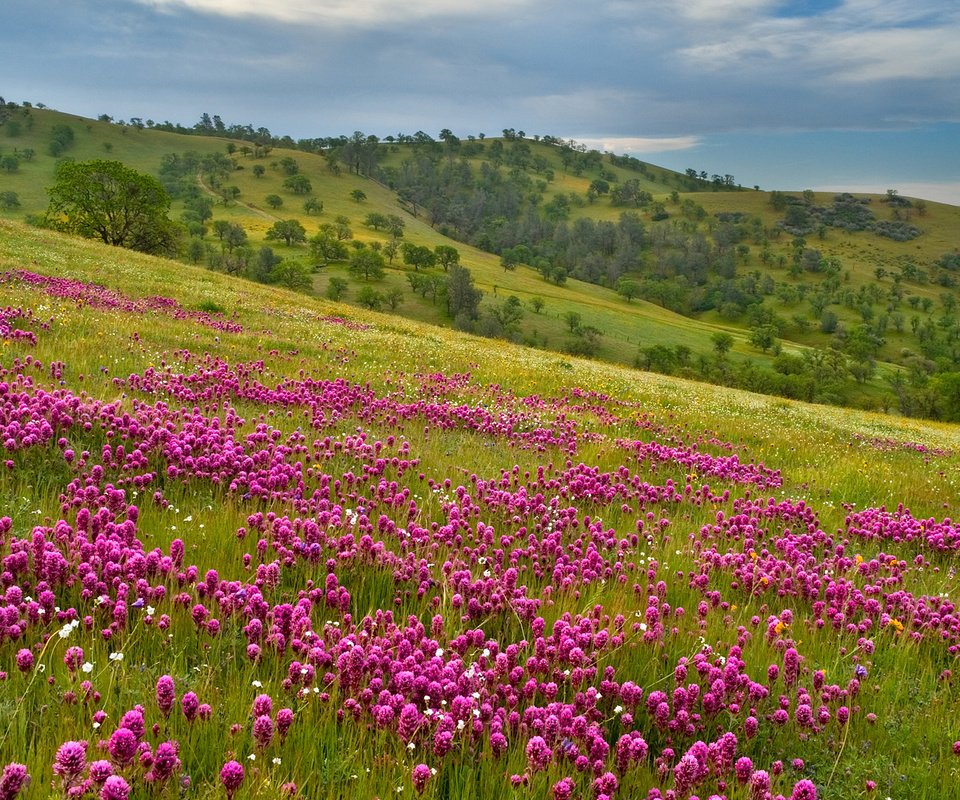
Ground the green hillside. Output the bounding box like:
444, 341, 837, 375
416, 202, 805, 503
2, 105, 960, 418
2, 218, 960, 798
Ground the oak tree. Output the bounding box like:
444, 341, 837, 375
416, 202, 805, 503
45, 160, 180, 255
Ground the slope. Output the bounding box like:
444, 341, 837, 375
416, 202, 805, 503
1, 218, 960, 799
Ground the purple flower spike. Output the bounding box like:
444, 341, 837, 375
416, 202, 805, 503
412, 764, 431, 795
100, 775, 130, 800
220, 760, 245, 799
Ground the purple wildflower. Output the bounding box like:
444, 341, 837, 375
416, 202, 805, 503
156, 675, 176, 717
0, 762, 30, 800
100, 775, 130, 800
220, 761, 245, 799
412, 764, 431, 794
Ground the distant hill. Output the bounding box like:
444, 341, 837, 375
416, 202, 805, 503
2, 102, 960, 419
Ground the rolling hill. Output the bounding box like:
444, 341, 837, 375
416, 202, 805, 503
2, 104, 960, 418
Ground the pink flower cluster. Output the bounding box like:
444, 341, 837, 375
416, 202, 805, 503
4, 270, 243, 333
0, 306, 45, 346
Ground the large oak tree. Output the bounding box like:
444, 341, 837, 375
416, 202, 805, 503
46, 160, 180, 255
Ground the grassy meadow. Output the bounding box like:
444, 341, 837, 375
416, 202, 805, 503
0, 218, 959, 799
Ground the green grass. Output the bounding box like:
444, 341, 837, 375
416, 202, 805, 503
2, 220, 960, 797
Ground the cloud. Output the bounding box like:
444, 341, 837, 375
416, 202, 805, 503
574, 136, 701, 154
3, 0, 958, 198
666, 0, 778, 23
137, 0, 532, 26
672, 0, 960, 85
814, 26, 960, 83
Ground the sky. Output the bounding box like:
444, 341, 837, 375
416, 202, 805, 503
3, 0, 959, 204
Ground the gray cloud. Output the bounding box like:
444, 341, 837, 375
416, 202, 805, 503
2, 0, 958, 200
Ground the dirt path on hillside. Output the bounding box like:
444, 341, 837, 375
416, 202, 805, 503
196, 171, 279, 222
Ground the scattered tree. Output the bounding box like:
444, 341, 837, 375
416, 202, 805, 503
748, 324, 778, 353
349, 248, 386, 280
326, 277, 349, 300
401, 242, 436, 271
616, 278, 642, 302
386, 215, 406, 240
384, 287, 404, 310
212, 220, 248, 252
356, 285, 383, 310
186, 237, 205, 264
383, 239, 399, 264
434, 245, 460, 272
48, 124, 75, 156
271, 259, 312, 291
446, 265, 482, 320
283, 175, 312, 195
303, 197, 323, 215
265, 219, 306, 246
365, 212, 389, 230
250, 246, 280, 283
711, 332, 734, 358
334, 216, 353, 241
310, 231, 349, 265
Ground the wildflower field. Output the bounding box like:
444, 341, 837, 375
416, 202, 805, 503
1, 219, 960, 800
